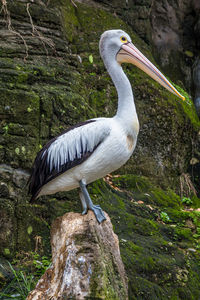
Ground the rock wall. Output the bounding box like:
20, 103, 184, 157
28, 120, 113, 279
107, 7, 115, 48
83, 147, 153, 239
0, 0, 200, 299
94, 0, 200, 108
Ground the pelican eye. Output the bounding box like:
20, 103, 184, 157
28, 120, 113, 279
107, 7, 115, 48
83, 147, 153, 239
120, 36, 128, 43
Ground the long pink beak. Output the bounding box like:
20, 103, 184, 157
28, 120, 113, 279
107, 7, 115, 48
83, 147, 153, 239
117, 42, 185, 100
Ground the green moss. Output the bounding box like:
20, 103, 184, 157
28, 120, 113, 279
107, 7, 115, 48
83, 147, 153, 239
151, 189, 181, 208
122, 240, 143, 254
173, 227, 193, 241
113, 174, 153, 192
190, 195, 200, 209
89, 255, 126, 299
61, 1, 79, 42
163, 207, 188, 224
172, 83, 200, 129
1, 0, 200, 298
17, 71, 29, 84
4, 249, 10, 256
88, 175, 200, 298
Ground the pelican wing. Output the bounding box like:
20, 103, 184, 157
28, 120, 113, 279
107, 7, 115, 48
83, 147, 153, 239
28, 119, 110, 201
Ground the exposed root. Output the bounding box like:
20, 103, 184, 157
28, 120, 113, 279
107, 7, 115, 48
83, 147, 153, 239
0, 0, 10, 26
180, 173, 197, 198
34, 235, 43, 253
1, 0, 29, 60
0, 0, 56, 60
26, 2, 56, 57
71, 0, 77, 7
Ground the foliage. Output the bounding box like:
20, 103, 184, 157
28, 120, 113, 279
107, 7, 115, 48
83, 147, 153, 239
32, 253, 51, 277
0, 0, 200, 298
89, 176, 200, 298
88, 54, 93, 64
0, 262, 34, 300
0, 254, 51, 299
160, 211, 171, 223
181, 197, 193, 205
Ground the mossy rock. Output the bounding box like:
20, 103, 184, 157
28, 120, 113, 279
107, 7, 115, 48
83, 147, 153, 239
0, 0, 200, 299
89, 176, 200, 299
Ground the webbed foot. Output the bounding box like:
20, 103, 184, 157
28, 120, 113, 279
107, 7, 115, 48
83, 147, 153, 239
91, 205, 106, 223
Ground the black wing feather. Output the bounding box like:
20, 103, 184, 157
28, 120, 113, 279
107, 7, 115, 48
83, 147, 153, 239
28, 120, 107, 202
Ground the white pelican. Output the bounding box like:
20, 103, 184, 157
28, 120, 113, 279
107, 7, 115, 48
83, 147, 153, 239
29, 29, 185, 223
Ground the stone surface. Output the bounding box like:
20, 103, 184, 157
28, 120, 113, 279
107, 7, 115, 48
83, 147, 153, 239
0, 0, 200, 299
95, 0, 200, 98
193, 57, 200, 116
27, 211, 128, 300
150, 0, 200, 95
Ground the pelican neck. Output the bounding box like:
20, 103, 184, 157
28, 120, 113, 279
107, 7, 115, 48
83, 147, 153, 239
106, 59, 138, 122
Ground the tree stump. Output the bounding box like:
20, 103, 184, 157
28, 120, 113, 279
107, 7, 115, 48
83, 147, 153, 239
27, 211, 128, 300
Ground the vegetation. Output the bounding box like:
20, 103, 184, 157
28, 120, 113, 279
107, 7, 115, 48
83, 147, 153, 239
0, 0, 200, 298
182, 197, 193, 205
90, 176, 200, 299
0, 253, 51, 299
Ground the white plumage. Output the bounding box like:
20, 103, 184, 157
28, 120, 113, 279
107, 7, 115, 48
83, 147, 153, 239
39, 117, 138, 197
29, 29, 184, 223
47, 119, 110, 173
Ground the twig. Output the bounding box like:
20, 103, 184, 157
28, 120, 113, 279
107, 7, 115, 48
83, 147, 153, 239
71, 0, 77, 8
1, 0, 29, 60
26, 2, 56, 57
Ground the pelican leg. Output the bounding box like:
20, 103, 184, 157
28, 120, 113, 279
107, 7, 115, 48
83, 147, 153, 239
79, 191, 88, 215
79, 180, 106, 223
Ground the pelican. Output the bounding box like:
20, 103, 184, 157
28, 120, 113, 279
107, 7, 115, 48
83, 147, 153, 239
29, 30, 185, 223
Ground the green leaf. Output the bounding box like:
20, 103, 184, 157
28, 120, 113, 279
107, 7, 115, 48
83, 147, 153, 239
160, 212, 171, 223
27, 226, 33, 235
15, 148, 20, 155
89, 54, 93, 64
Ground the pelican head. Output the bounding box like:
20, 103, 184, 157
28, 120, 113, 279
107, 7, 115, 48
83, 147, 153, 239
100, 30, 185, 100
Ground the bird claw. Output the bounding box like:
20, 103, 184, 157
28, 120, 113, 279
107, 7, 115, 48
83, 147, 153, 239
93, 204, 101, 208
82, 209, 88, 215
91, 205, 106, 223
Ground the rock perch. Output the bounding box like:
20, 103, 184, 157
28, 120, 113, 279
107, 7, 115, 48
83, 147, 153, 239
27, 211, 128, 300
